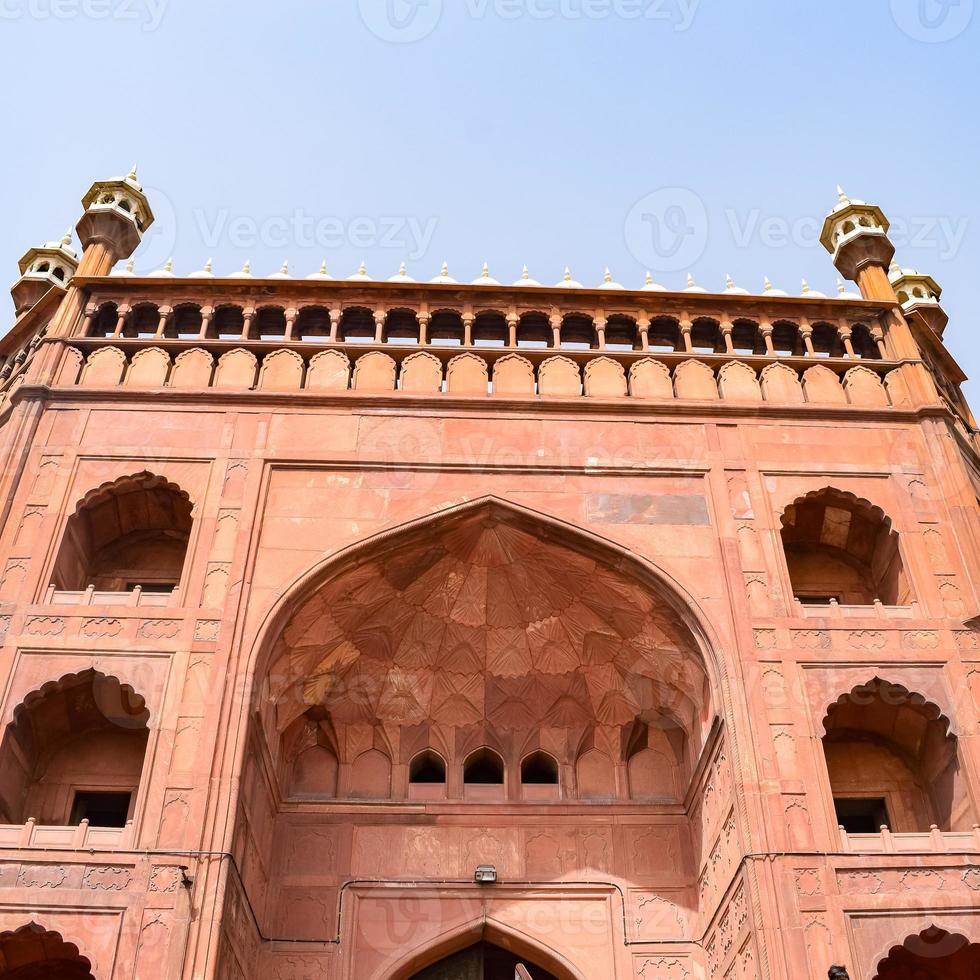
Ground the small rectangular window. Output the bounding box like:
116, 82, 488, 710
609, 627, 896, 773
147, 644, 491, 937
834, 797, 890, 834
70, 791, 132, 828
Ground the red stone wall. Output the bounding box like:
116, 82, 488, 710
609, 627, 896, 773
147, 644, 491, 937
0, 279, 976, 980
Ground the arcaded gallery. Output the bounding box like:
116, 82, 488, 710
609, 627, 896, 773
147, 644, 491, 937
0, 170, 977, 979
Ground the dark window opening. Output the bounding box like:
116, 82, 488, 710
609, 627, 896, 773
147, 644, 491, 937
796, 593, 841, 605
834, 797, 889, 834
125, 581, 177, 594
70, 791, 132, 828
521, 752, 559, 785
409, 751, 446, 784
464, 749, 504, 784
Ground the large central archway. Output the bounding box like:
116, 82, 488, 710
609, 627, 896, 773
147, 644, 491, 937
229, 497, 726, 978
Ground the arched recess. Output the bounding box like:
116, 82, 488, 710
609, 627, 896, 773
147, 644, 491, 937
233, 497, 727, 949
51, 472, 193, 594
385, 916, 586, 980
0, 669, 150, 826
779, 487, 909, 606
872, 926, 980, 980
0, 922, 95, 980
249, 497, 722, 803
821, 677, 974, 832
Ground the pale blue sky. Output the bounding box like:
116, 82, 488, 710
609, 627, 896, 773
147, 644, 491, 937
2, 0, 977, 403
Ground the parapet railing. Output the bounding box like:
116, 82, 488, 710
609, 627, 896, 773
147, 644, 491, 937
0, 817, 131, 850
43, 584, 177, 608
38, 336, 913, 410
838, 824, 980, 854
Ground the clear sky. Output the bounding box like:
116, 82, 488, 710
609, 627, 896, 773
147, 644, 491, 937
2, 0, 977, 403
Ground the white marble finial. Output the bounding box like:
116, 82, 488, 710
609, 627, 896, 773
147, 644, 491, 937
801, 278, 811, 293
204, 258, 213, 273
163, 258, 173, 273
126, 259, 135, 273
242, 260, 251, 274
61, 229, 73, 247
764, 276, 774, 291
645, 271, 653, 286
320, 260, 328, 275
837, 184, 848, 204
687, 273, 696, 287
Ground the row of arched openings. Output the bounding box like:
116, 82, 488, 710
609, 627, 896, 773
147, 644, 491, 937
87, 302, 884, 359
46, 474, 912, 610
0, 668, 967, 833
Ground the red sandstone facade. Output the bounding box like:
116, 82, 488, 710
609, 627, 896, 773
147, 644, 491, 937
0, 171, 977, 980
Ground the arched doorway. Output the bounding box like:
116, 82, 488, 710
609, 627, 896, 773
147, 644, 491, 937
873, 926, 980, 980
409, 941, 558, 980
0, 923, 95, 980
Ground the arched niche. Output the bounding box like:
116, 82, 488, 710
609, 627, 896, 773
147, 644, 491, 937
822, 678, 974, 832
779, 487, 909, 606
0, 670, 149, 826
51, 472, 193, 594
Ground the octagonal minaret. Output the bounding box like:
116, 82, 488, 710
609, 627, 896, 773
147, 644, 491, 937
820, 186, 896, 302
75, 165, 155, 276
10, 231, 78, 317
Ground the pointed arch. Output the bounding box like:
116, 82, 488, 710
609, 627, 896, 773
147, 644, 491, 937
383, 914, 588, 980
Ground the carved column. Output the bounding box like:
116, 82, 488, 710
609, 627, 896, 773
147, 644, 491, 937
155, 306, 172, 339
680, 318, 693, 353
594, 316, 607, 350
760, 319, 775, 355
113, 305, 130, 338
549, 314, 562, 349
720, 318, 735, 354
799, 318, 815, 356
637, 316, 650, 352
284, 308, 298, 341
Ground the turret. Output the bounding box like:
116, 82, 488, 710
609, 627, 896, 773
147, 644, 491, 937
819, 186, 895, 301
10, 231, 78, 317
889, 260, 949, 337
75, 165, 154, 276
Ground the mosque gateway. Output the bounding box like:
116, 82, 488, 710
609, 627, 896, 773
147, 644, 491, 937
0, 170, 977, 979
